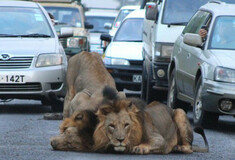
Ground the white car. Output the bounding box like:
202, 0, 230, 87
85, 8, 118, 55
106, 5, 140, 37
102, 9, 144, 92
0, 1, 68, 111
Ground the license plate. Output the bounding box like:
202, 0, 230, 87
0, 75, 26, 83
133, 75, 142, 83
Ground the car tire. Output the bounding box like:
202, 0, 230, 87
167, 68, 189, 113
193, 76, 219, 128
145, 65, 158, 104
141, 61, 147, 100
51, 101, 64, 112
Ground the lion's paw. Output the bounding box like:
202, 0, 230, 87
132, 144, 150, 154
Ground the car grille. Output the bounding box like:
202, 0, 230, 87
59, 38, 67, 48
0, 56, 33, 69
0, 83, 42, 92
129, 60, 143, 66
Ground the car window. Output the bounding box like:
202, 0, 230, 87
44, 6, 82, 27
113, 9, 134, 28
114, 18, 143, 42
86, 16, 115, 33
0, 7, 53, 37
182, 11, 210, 34
209, 16, 235, 50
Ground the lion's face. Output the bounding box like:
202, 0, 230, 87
93, 99, 143, 152
60, 110, 96, 134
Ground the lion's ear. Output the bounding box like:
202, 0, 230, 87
127, 102, 139, 113
102, 86, 118, 100
97, 105, 113, 116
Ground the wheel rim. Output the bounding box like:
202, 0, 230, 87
195, 85, 202, 120
168, 77, 175, 108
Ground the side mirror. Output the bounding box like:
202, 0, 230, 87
145, 2, 158, 21
104, 23, 112, 30
183, 33, 202, 47
59, 27, 73, 38
100, 33, 112, 42
85, 22, 93, 29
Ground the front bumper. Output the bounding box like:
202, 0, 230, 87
105, 63, 142, 91
0, 65, 66, 100
201, 79, 235, 115
152, 61, 169, 91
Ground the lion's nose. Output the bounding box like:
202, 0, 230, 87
116, 137, 125, 143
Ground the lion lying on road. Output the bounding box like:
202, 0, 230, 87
63, 51, 117, 118
93, 87, 209, 154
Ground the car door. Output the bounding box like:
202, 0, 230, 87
180, 11, 211, 97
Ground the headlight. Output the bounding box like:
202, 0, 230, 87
214, 67, 235, 83
67, 37, 86, 48
155, 43, 174, 57
36, 54, 62, 67
103, 57, 130, 65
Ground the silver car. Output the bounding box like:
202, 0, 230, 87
168, 1, 235, 127
0, 1, 67, 111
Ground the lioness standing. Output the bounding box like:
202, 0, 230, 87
63, 51, 116, 118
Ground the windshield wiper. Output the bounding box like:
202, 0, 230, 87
167, 22, 188, 27
0, 34, 20, 37
19, 34, 51, 37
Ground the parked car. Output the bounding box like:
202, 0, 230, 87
35, 0, 93, 57
102, 9, 144, 92
168, 1, 235, 127
85, 8, 118, 55
0, 1, 68, 111
105, 5, 140, 37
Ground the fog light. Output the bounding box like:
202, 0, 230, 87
220, 100, 233, 111
157, 69, 165, 78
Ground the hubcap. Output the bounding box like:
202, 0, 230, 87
195, 85, 202, 120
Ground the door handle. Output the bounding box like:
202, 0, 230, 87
178, 48, 181, 53
187, 53, 190, 59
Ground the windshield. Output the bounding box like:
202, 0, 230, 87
0, 7, 53, 37
114, 18, 143, 42
162, 0, 235, 24
86, 16, 115, 33
113, 9, 135, 28
44, 6, 82, 27
209, 16, 235, 50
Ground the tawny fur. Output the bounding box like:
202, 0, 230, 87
93, 88, 208, 154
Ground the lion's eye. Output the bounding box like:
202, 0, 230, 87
124, 123, 129, 128
75, 114, 83, 120
109, 124, 115, 130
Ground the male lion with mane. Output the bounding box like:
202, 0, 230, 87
93, 86, 209, 154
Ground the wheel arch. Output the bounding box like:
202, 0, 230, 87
168, 60, 175, 80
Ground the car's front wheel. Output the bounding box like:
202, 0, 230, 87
167, 68, 188, 112
193, 76, 219, 128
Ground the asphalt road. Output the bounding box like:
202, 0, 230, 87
0, 99, 234, 160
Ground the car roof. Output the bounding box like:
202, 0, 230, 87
200, 1, 235, 16
124, 9, 145, 19
0, 1, 39, 8
85, 9, 118, 17
120, 5, 140, 10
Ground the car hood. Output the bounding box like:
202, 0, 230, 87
0, 38, 57, 56
105, 42, 143, 60
210, 50, 235, 68
89, 32, 101, 45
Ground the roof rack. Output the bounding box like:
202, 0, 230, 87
209, 0, 223, 4
33, 0, 79, 3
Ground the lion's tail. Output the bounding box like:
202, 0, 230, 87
192, 126, 209, 152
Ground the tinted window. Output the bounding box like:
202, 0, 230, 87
113, 9, 135, 28
182, 11, 210, 34
86, 16, 115, 33
114, 18, 143, 42
0, 7, 53, 37
209, 16, 235, 50
44, 6, 82, 27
